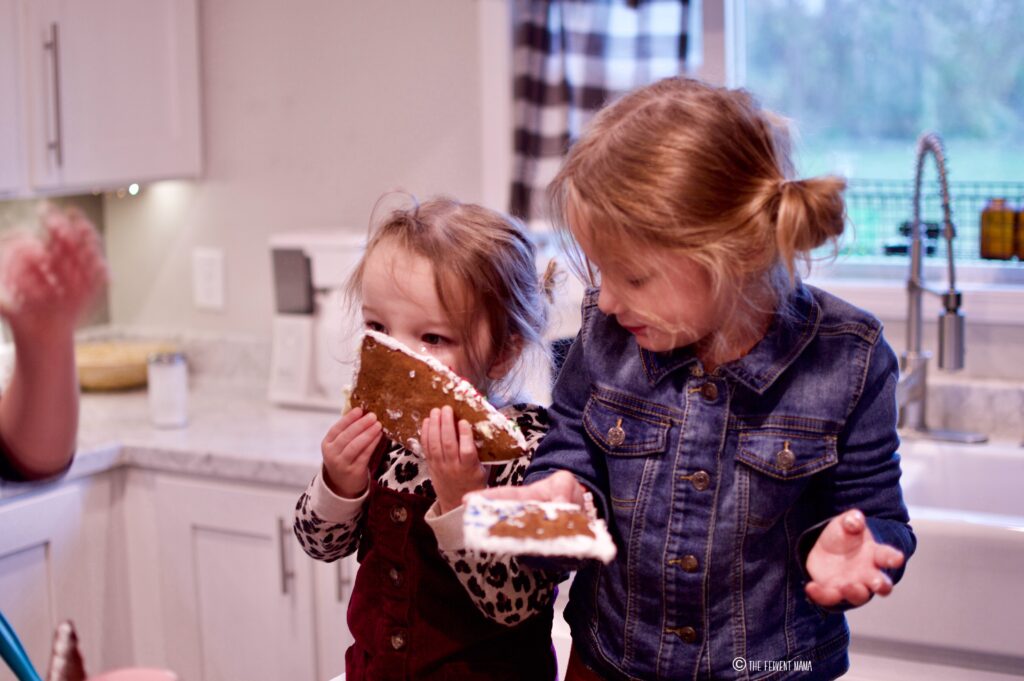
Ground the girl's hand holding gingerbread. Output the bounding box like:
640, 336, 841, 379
0, 206, 107, 338
470, 469, 587, 507
804, 509, 906, 607
422, 405, 486, 514
321, 407, 383, 499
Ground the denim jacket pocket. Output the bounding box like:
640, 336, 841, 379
735, 428, 838, 528
583, 388, 672, 533
582, 390, 671, 457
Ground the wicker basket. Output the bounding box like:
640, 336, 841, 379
76, 341, 179, 391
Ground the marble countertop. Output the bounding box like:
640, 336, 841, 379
1, 379, 338, 499
2, 369, 1019, 502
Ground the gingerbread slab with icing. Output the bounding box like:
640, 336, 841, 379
463, 494, 617, 563
349, 330, 529, 463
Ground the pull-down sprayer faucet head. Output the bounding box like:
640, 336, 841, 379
910, 133, 965, 372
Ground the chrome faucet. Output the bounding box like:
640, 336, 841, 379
896, 132, 986, 443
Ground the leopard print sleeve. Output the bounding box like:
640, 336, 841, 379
430, 404, 565, 626
292, 471, 367, 562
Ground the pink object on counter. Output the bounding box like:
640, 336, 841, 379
87, 670, 178, 681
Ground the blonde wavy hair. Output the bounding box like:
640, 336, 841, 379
549, 77, 846, 353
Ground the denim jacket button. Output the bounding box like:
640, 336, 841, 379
700, 382, 719, 401
776, 442, 797, 470
389, 566, 402, 587
606, 418, 626, 446
390, 631, 407, 650
669, 554, 700, 572
691, 470, 711, 491
667, 626, 698, 643
390, 506, 408, 524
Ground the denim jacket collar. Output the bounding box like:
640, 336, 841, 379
639, 282, 821, 395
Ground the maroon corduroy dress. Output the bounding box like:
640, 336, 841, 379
344, 450, 557, 681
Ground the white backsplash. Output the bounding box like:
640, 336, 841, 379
74, 324, 1023, 443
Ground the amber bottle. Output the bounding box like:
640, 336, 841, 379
980, 198, 1015, 260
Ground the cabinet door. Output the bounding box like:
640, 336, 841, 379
155, 476, 318, 681
313, 555, 356, 680
0, 477, 115, 681
23, 0, 201, 191
0, 0, 25, 196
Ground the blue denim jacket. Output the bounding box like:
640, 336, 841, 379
526, 283, 916, 681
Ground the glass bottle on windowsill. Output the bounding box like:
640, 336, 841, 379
979, 198, 1015, 260
1016, 205, 1024, 261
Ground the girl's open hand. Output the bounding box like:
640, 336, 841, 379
467, 469, 586, 506
422, 406, 486, 514
0, 206, 108, 337
321, 407, 383, 499
805, 509, 905, 608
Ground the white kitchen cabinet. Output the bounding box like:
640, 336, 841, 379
0, 474, 123, 681
313, 554, 357, 679
1, 466, 357, 680
20, 0, 201, 194
0, 0, 26, 196
153, 475, 325, 681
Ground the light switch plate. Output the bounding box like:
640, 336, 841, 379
192, 248, 225, 310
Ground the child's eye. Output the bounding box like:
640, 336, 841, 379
626, 275, 650, 288
420, 333, 449, 346
365, 321, 387, 333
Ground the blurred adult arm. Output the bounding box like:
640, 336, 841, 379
0, 207, 106, 480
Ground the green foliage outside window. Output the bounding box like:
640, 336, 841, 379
743, 0, 1024, 262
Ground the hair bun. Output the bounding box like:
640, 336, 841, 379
775, 175, 846, 275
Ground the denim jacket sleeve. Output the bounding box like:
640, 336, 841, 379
524, 302, 613, 522
796, 333, 917, 606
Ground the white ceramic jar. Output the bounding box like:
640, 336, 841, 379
147, 351, 188, 428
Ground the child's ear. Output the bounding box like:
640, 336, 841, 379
487, 335, 525, 381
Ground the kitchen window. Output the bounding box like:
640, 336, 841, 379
732, 0, 1024, 290
478, 0, 1024, 328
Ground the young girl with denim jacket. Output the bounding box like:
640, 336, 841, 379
293, 197, 561, 680
480, 77, 916, 680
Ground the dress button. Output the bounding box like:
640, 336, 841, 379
390, 631, 406, 650
681, 555, 699, 572
691, 470, 710, 491
700, 382, 719, 401
390, 506, 408, 523
389, 567, 402, 587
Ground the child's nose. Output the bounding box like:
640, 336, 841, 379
597, 286, 621, 316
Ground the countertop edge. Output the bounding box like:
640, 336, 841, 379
1, 441, 318, 500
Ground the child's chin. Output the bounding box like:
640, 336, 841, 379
634, 331, 690, 353
633, 334, 667, 352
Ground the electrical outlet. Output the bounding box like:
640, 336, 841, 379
192, 248, 225, 311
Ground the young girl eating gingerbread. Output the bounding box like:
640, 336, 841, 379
293, 196, 561, 680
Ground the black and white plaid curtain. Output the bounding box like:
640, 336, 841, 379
510, 0, 690, 228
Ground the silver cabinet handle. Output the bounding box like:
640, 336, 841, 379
42, 22, 64, 167
278, 517, 296, 595
336, 558, 352, 602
